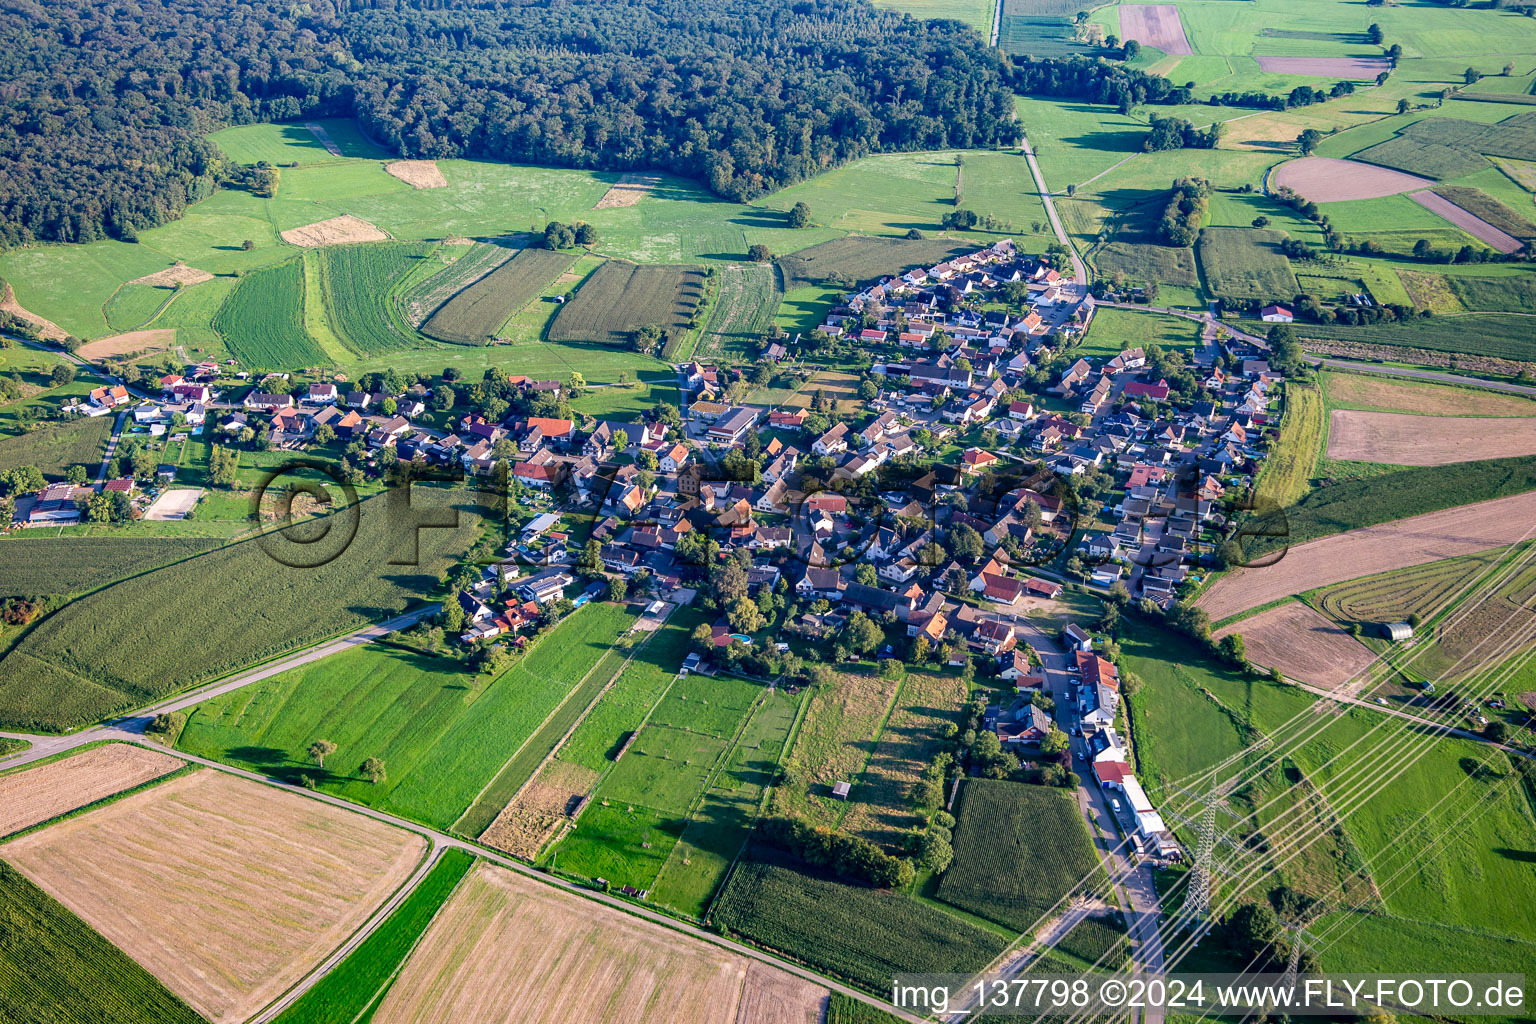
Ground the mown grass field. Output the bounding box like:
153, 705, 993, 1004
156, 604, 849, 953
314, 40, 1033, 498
0, 414, 113, 482
869, 0, 995, 35
0, 492, 480, 732
1094, 242, 1199, 288
316, 241, 436, 356
936, 778, 1104, 934
772, 668, 903, 832
422, 247, 577, 345
1074, 307, 1199, 363
548, 260, 705, 345
0, 861, 206, 1024
695, 263, 782, 362
1197, 226, 1299, 302
272, 848, 475, 1024
179, 601, 635, 830
778, 235, 973, 290
215, 258, 328, 368
104, 283, 175, 331
0, 536, 223, 596
713, 844, 1009, 992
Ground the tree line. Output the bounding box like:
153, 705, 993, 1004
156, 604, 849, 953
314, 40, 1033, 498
0, 0, 1017, 246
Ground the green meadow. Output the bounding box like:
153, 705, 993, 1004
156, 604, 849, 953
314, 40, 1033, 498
178, 601, 636, 830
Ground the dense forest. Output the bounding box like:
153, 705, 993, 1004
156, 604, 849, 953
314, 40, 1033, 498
0, 0, 1017, 246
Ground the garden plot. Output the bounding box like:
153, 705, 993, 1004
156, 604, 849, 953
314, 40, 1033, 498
1216, 602, 1376, 690
1198, 490, 1536, 621
370, 862, 826, 1024
0, 743, 181, 837
1271, 158, 1431, 203
1326, 411, 1536, 465
3, 770, 426, 1024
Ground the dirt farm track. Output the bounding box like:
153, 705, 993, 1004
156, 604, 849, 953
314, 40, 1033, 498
1327, 411, 1536, 465
1198, 491, 1536, 621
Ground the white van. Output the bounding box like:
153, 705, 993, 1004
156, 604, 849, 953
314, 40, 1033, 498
1110, 798, 1122, 813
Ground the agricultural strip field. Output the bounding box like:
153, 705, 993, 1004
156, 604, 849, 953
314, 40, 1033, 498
713, 843, 1009, 993
180, 601, 635, 831
3, 770, 427, 1024
422, 247, 577, 345
694, 262, 782, 362
0, 414, 113, 482
0, 743, 181, 837
548, 260, 705, 346
1254, 56, 1388, 78
214, 258, 328, 368
778, 236, 973, 290
1198, 489, 1536, 621
403, 241, 516, 326
837, 671, 966, 851
1320, 371, 1536, 418
0, 491, 481, 732
1214, 601, 1376, 690
546, 671, 766, 894
0, 535, 224, 598
1432, 185, 1536, 240
1254, 383, 1323, 510
648, 686, 801, 917
935, 778, 1103, 935
0, 861, 205, 1024
369, 860, 828, 1024
998, 0, 1096, 58
316, 241, 436, 355
272, 848, 475, 1024
1411, 554, 1536, 681
1311, 547, 1508, 628
1270, 158, 1431, 203
1118, 4, 1191, 55
1326, 410, 1536, 465
1408, 191, 1522, 254
1196, 227, 1299, 301
770, 668, 903, 831
1298, 313, 1536, 362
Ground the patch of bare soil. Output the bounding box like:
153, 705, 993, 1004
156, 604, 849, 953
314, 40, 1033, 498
1271, 158, 1432, 203
1255, 56, 1392, 79
594, 172, 661, 209
1216, 602, 1377, 690
0, 743, 181, 838
1119, 5, 1192, 55
75, 328, 176, 361
280, 214, 388, 247
1327, 410, 1536, 465
1409, 190, 1523, 254
385, 159, 448, 189
0, 282, 67, 340
130, 264, 214, 288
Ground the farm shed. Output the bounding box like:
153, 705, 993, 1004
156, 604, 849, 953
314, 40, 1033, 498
1382, 621, 1415, 642
832, 781, 852, 800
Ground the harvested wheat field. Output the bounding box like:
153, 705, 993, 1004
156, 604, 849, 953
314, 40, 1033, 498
0, 282, 67, 340
1216, 602, 1377, 690
594, 172, 661, 209
0, 743, 181, 838
1324, 372, 1536, 417
1118, 4, 1191, 55
130, 263, 213, 288
372, 862, 826, 1024
3, 770, 426, 1024
75, 328, 177, 361
1270, 158, 1431, 203
1255, 56, 1390, 79
1327, 410, 1536, 465
1200, 491, 1536, 621
480, 759, 599, 859
1409, 190, 1523, 254
385, 159, 448, 188
281, 214, 388, 247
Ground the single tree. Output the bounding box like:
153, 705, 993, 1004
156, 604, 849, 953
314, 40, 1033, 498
360, 756, 386, 784
787, 201, 812, 228
308, 739, 337, 768
747, 243, 772, 262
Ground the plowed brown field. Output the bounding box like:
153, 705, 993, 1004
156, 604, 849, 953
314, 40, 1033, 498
0, 743, 180, 837
1216, 602, 1377, 690
1327, 410, 1536, 465
1119, 5, 1191, 54
371, 862, 826, 1024
1199, 491, 1536, 621
4, 770, 426, 1024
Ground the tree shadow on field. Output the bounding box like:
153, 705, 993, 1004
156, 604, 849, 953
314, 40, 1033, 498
1494, 847, 1536, 863
225, 745, 339, 785
729, 209, 790, 231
